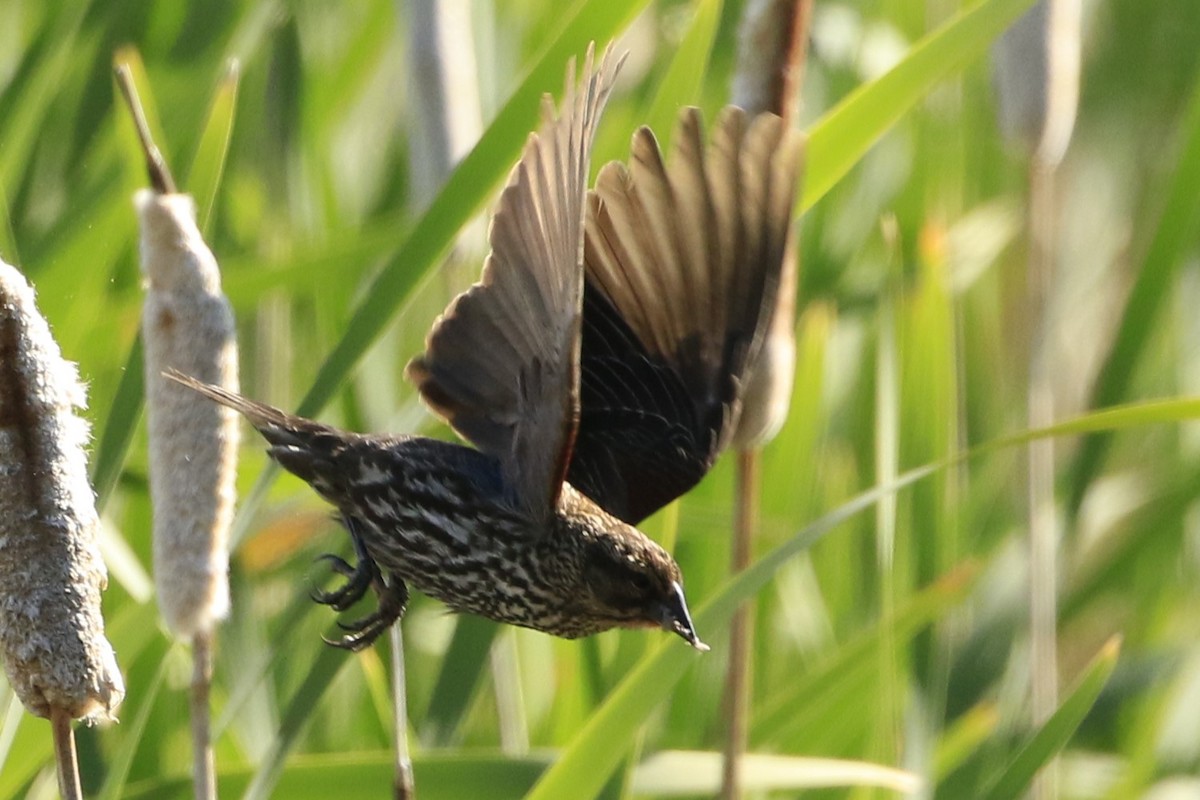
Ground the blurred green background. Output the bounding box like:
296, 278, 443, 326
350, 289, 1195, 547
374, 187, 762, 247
3, 0, 1200, 797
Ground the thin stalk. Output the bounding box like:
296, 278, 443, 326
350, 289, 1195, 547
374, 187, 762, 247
723, 3, 812, 798
874, 260, 901, 763
51, 708, 82, 800
390, 625, 415, 800
191, 632, 216, 800
1027, 158, 1058, 800
721, 451, 758, 800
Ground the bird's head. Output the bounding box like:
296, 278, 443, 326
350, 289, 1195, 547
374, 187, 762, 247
576, 519, 709, 651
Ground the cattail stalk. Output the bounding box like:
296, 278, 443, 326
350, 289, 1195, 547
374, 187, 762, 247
0, 259, 125, 800
994, 2, 1081, 798
117, 62, 239, 800
723, 3, 812, 799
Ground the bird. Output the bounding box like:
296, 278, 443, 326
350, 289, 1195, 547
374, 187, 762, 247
172, 44, 800, 653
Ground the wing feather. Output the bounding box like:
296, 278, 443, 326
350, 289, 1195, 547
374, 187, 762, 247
407, 46, 622, 524
570, 107, 803, 523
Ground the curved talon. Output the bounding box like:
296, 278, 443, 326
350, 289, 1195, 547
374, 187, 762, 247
310, 586, 363, 611
314, 552, 355, 577
311, 579, 369, 611
322, 631, 374, 652
337, 611, 383, 634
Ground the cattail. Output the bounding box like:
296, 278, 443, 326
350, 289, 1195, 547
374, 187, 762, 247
729, 0, 810, 448
993, 0, 1081, 165
0, 259, 124, 723
138, 189, 239, 638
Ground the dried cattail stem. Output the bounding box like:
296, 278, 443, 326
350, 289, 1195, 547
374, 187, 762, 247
0, 260, 124, 723
51, 707, 83, 800
724, 5, 812, 800
191, 630, 216, 800
114, 63, 176, 194
139, 188, 239, 639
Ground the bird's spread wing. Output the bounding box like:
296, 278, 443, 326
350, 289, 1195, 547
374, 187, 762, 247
569, 107, 802, 524
406, 46, 622, 525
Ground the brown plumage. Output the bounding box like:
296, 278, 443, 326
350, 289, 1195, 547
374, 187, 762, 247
173, 46, 800, 653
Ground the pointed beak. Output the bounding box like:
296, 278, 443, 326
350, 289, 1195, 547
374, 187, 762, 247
660, 582, 709, 652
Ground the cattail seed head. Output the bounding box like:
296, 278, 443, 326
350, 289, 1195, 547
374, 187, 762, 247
728, 0, 808, 449
0, 260, 124, 722
138, 190, 239, 638
993, 0, 1081, 165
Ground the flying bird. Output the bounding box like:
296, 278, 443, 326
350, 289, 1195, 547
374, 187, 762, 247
174, 46, 800, 652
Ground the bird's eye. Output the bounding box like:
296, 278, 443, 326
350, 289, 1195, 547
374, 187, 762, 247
627, 572, 653, 596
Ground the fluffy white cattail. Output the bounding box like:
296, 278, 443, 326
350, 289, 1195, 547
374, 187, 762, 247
0, 260, 124, 722
138, 191, 239, 638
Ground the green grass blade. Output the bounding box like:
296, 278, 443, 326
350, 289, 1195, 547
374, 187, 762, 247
91, 335, 144, 511
632, 751, 920, 795
241, 646, 352, 800
0, 6, 89, 198
1066, 70, 1200, 514
95, 638, 171, 800
977, 637, 1121, 800
801, 0, 1038, 212
752, 563, 979, 747
976, 396, 1200, 455
187, 60, 240, 235
126, 752, 555, 800
421, 616, 500, 746
641, 0, 723, 143
0, 176, 16, 264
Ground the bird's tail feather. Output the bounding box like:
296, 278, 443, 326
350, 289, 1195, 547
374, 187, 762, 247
164, 369, 331, 450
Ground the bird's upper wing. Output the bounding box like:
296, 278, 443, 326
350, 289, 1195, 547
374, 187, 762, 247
406, 46, 621, 525
568, 107, 802, 524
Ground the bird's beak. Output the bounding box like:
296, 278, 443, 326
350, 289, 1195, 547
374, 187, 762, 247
661, 582, 709, 652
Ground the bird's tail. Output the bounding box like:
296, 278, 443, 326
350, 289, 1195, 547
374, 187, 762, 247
167, 370, 358, 497
164, 369, 332, 451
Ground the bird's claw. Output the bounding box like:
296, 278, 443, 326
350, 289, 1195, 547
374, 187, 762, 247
323, 573, 409, 651
310, 551, 377, 611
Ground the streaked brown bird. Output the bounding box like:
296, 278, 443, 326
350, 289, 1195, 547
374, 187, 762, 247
174, 46, 800, 652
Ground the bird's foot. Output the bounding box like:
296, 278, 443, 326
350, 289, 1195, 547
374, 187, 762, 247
310, 515, 378, 611
324, 576, 409, 652
310, 552, 378, 611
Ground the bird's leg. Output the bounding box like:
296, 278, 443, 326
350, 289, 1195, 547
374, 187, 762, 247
328, 573, 409, 652
311, 515, 378, 611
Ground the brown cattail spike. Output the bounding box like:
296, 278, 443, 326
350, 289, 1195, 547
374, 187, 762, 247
0, 260, 124, 722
